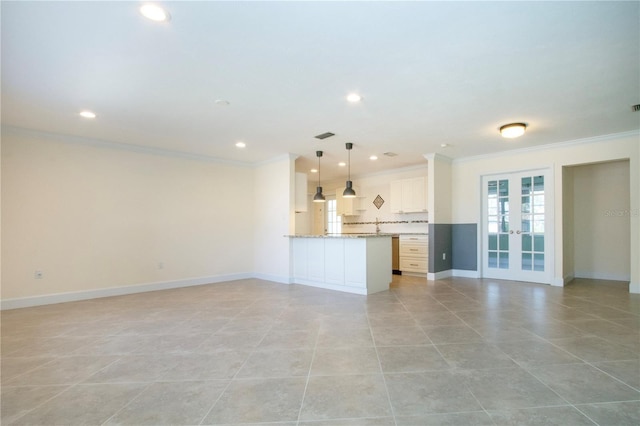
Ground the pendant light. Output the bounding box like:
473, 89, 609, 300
343, 142, 356, 198
313, 151, 326, 203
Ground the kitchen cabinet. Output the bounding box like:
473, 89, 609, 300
289, 235, 392, 295
399, 234, 428, 274
390, 177, 427, 213
335, 187, 365, 216
295, 172, 308, 212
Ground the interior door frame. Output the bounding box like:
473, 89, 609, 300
480, 167, 555, 285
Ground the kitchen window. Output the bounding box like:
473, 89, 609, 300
327, 199, 342, 234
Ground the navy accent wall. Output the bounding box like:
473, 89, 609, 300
452, 224, 478, 271
429, 223, 452, 273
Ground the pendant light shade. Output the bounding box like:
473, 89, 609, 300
343, 143, 356, 198
313, 151, 326, 203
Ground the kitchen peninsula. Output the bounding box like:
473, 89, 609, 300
287, 234, 392, 295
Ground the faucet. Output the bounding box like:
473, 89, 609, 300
375, 217, 380, 234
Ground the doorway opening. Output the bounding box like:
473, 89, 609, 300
562, 160, 631, 284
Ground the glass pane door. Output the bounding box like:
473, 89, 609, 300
521, 175, 545, 272
482, 170, 552, 284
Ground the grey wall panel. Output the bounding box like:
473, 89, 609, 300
452, 223, 477, 271
429, 223, 452, 273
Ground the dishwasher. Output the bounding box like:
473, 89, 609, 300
392, 236, 401, 275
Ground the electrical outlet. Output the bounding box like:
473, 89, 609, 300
34, 270, 43, 279
442, 253, 446, 260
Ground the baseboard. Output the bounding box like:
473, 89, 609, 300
253, 273, 292, 284
1, 273, 253, 310
629, 281, 639, 294
427, 270, 452, 280
573, 271, 631, 281
451, 269, 480, 278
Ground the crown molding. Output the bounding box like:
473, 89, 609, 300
452, 130, 639, 164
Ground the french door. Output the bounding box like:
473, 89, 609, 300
482, 169, 553, 284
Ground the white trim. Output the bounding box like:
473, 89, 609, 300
452, 269, 481, 278
253, 273, 292, 284
630, 281, 639, 294
574, 272, 631, 282
291, 279, 368, 295
2, 126, 253, 167
453, 130, 639, 164
427, 270, 452, 280
1, 273, 253, 310
551, 276, 567, 287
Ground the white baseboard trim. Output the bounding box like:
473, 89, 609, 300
427, 270, 452, 280
451, 269, 481, 278
1, 273, 253, 310
291, 279, 368, 295
629, 281, 639, 294
253, 273, 292, 284
573, 272, 631, 282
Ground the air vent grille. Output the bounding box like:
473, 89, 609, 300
383, 152, 398, 157
632, 104, 640, 112
314, 132, 335, 140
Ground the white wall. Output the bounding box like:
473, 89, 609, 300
1, 128, 256, 306
572, 160, 630, 281
451, 132, 639, 292
562, 166, 575, 280
252, 155, 296, 283
319, 165, 429, 235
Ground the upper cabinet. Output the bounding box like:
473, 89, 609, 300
390, 177, 427, 213
295, 172, 308, 212
335, 187, 365, 216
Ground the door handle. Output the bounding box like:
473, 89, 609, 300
516, 230, 521, 234
509, 230, 514, 234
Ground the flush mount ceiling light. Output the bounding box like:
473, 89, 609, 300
500, 123, 527, 138
310, 168, 318, 173
79, 110, 96, 119
313, 151, 326, 203
338, 162, 346, 167
369, 155, 378, 160
346, 93, 362, 103
140, 4, 171, 22
235, 141, 246, 148
343, 142, 356, 198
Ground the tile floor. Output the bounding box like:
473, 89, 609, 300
1, 276, 639, 425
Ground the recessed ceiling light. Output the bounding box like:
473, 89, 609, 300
79, 110, 96, 119
500, 123, 527, 138
140, 4, 171, 22
338, 162, 346, 167
440, 143, 449, 148
369, 155, 378, 160
346, 93, 362, 103
310, 169, 318, 173
235, 142, 246, 148
215, 99, 230, 106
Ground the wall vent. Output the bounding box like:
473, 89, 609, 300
383, 152, 398, 157
314, 132, 335, 140
632, 104, 640, 112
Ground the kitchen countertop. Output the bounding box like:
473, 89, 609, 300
286, 233, 395, 238
286, 233, 427, 238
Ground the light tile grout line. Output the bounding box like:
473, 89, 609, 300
368, 289, 402, 426
197, 294, 293, 425
396, 279, 501, 425
294, 302, 321, 426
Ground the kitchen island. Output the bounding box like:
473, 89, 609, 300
287, 234, 393, 295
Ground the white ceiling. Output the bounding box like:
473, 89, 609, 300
2, 1, 639, 181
